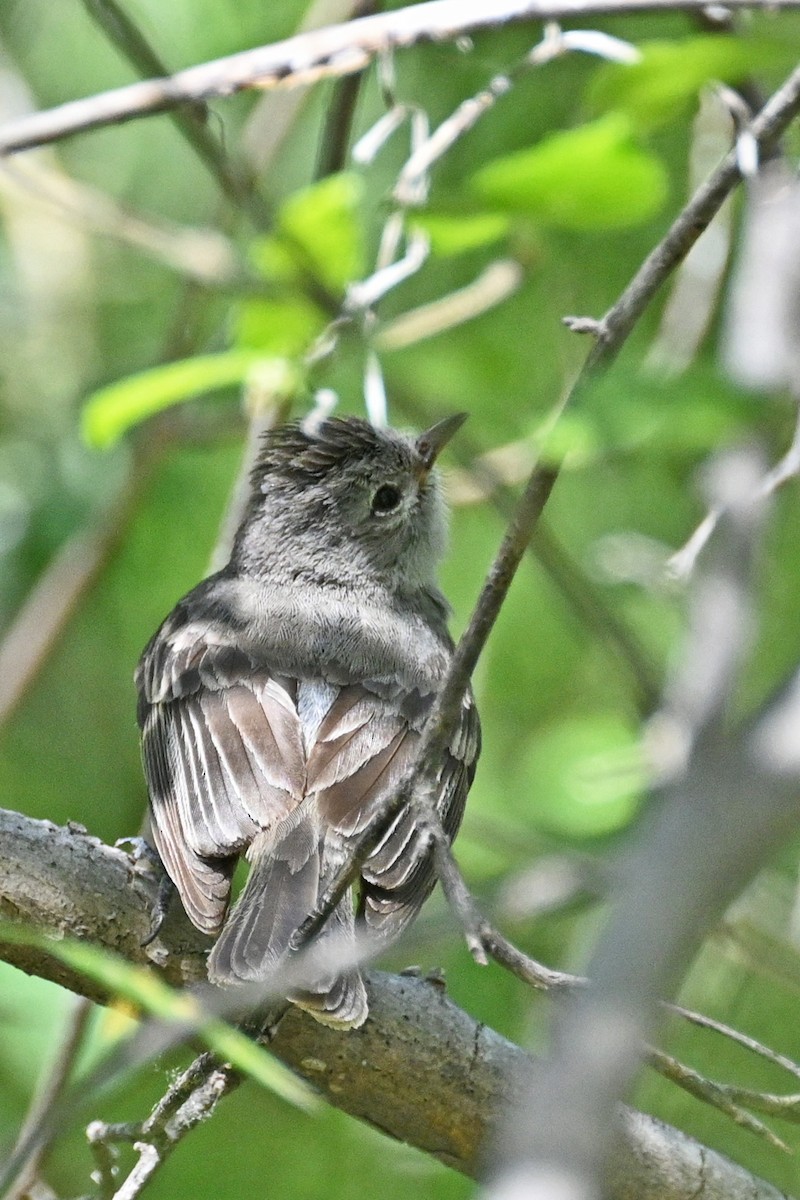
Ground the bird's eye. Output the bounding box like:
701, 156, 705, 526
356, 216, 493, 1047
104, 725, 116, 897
371, 483, 403, 515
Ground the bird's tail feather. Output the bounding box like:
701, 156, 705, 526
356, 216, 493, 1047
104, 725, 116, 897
288, 889, 368, 1028
207, 810, 368, 1029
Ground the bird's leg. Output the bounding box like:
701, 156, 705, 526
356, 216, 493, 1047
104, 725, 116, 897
141, 869, 177, 946
116, 836, 176, 946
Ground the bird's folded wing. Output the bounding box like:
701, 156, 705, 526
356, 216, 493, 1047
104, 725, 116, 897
139, 617, 480, 946
310, 684, 481, 941
140, 628, 307, 934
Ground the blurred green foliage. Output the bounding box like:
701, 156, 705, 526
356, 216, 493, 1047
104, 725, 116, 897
588, 34, 796, 128
1, 2, 800, 1197
471, 113, 669, 229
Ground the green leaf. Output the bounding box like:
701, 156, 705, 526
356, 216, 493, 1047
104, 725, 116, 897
520, 715, 645, 839
0, 922, 316, 1110
249, 235, 300, 285
277, 171, 366, 293
81, 352, 300, 448
470, 114, 667, 230
588, 36, 778, 129
409, 211, 511, 257
234, 295, 326, 354
534, 369, 757, 466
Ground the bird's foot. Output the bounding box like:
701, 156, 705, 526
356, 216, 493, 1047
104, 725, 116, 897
141, 870, 177, 947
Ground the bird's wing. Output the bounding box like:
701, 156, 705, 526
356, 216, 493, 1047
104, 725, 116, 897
138, 599, 480, 947
308, 683, 481, 943
138, 619, 306, 935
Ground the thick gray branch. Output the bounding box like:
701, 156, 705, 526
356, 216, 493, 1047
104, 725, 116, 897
1, 0, 800, 155
0, 807, 789, 1200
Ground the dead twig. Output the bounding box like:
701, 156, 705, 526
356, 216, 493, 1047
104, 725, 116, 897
86, 1053, 241, 1200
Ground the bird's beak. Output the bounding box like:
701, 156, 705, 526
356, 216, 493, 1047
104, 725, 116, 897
415, 412, 468, 472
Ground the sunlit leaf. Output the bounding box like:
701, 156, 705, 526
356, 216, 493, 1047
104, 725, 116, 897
589, 36, 786, 129
470, 115, 667, 230
234, 294, 326, 355
278, 172, 366, 293
249, 235, 299, 284
409, 211, 511, 257
81, 352, 301, 448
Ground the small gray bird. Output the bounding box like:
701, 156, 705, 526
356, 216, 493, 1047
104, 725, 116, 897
135, 413, 480, 1028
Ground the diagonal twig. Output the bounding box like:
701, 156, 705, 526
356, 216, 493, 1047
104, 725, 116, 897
2, 0, 800, 155
86, 1053, 241, 1200
80, 0, 264, 222
570, 64, 800, 376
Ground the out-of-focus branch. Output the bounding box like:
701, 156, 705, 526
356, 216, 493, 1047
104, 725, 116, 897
0, 806, 790, 1200
86, 1054, 240, 1200
80, 0, 263, 221
568, 61, 800, 376
314, 0, 382, 181
2, 0, 800, 155
668, 401, 800, 579
645, 89, 735, 376
6, 996, 94, 1200
0, 475, 142, 728
0, 158, 241, 284
483, 449, 800, 1200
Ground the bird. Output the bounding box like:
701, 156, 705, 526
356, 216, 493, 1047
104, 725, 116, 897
135, 412, 480, 1028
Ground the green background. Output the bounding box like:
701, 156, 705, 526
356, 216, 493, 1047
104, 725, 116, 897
2, 2, 800, 1196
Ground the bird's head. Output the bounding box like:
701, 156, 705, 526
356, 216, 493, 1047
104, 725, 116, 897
233, 413, 466, 592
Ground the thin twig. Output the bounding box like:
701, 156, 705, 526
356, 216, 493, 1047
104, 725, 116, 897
393, 71, 514, 206
395, 388, 662, 715
437, 828, 800, 1106
2, 0, 800, 155
717, 1085, 800, 1122
377, 260, 524, 350
80, 0, 264, 222
645, 1047, 792, 1152
669, 400, 800, 579
431, 826, 586, 988
298, 55, 800, 955
316, 72, 365, 178
294, 461, 559, 949
86, 1053, 241, 1200
483, 926, 585, 991
579, 61, 800, 375
666, 1001, 800, 1081
314, 0, 382, 182
455, 432, 662, 715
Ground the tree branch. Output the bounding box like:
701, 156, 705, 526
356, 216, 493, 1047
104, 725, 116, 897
482, 453, 800, 1200
1, 0, 799, 155
0, 807, 791, 1200
80, 0, 263, 221
570, 59, 800, 378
